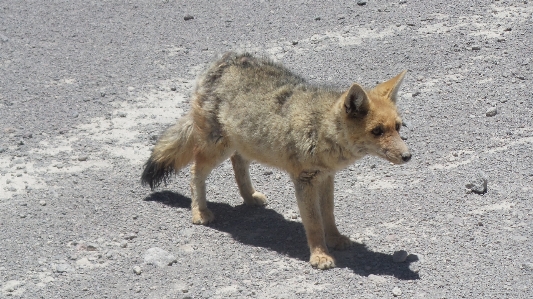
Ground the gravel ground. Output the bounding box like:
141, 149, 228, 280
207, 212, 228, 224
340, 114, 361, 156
1, 0, 532, 298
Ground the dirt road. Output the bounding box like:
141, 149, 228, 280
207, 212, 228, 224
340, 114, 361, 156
1, 1, 532, 298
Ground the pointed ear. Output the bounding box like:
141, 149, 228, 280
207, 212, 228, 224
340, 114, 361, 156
343, 83, 369, 118
373, 70, 407, 103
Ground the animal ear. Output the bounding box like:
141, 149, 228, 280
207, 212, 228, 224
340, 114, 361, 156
373, 70, 407, 103
343, 83, 369, 118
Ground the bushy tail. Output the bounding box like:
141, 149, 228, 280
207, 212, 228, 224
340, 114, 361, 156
141, 114, 196, 190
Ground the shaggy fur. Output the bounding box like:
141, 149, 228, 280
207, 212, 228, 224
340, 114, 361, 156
142, 52, 411, 269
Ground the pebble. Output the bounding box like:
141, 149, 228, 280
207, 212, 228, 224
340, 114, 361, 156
78, 156, 88, 161
471, 46, 481, 51
120, 240, 128, 248
392, 250, 408, 263
125, 232, 137, 240
54, 262, 74, 273
0, 34, 8, 43
486, 107, 497, 117
143, 247, 177, 267
0, 147, 5, 153
465, 172, 488, 194
392, 287, 402, 296
39, 200, 46, 206
368, 274, 386, 284
522, 262, 533, 271
184, 15, 194, 21
86, 244, 98, 251
133, 265, 142, 275
357, 0, 367, 5
2, 280, 22, 293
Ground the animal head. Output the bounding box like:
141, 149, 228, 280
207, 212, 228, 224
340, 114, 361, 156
342, 70, 411, 164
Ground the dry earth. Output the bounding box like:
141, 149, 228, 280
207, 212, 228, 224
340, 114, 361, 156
1, 0, 532, 298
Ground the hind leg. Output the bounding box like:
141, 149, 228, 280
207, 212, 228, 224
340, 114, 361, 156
230, 153, 267, 206
190, 146, 231, 225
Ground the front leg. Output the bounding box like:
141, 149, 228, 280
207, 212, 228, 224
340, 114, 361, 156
292, 172, 335, 270
320, 175, 352, 250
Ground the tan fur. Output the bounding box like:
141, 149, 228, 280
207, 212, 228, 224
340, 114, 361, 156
142, 52, 411, 269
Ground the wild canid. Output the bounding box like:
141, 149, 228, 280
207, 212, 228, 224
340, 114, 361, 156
142, 52, 411, 269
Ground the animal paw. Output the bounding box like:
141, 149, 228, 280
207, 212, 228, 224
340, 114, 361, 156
243, 191, 267, 206
327, 234, 352, 250
310, 252, 336, 270
192, 208, 214, 225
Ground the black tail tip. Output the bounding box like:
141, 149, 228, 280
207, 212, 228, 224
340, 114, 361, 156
141, 157, 173, 190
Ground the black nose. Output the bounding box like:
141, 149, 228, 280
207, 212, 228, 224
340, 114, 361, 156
402, 152, 412, 162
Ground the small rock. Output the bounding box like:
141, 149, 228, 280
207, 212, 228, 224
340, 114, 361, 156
76, 257, 93, 268
486, 107, 497, 117
143, 247, 177, 267
23, 133, 32, 139
466, 172, 488, 194
392, 287, 402, 296
170, 87, 177, 91
133, 265, 142, 275
118, 112, 127, 118
522, 262, 533, 271
368, 274, 386, 284
392, 250, 408, 263
39, 200, 46, 206
54, 262, 74, 273
357, 0, 367, 5
125, 232, 137, 240
399, 0, 407, 3
315, 17, 321, 21
292, 41, 298, 45
471, 45, 481, 51
120, 240, 128, 248
78, 156, 88, 161
86, 244, 98, 251
263, 171, 273, 175
184, 15, 194, 21
17, 140, 24, 146
0, 34, 8, 43
2, 280, 22, 293
0, 148, 5, 153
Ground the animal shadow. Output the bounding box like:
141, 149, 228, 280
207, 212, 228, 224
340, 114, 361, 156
144, 190, 420, 280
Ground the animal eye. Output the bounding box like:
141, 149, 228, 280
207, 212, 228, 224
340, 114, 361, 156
371, 127, 384, 136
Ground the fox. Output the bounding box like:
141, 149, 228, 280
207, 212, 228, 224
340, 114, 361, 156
141, 52, 411, 270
